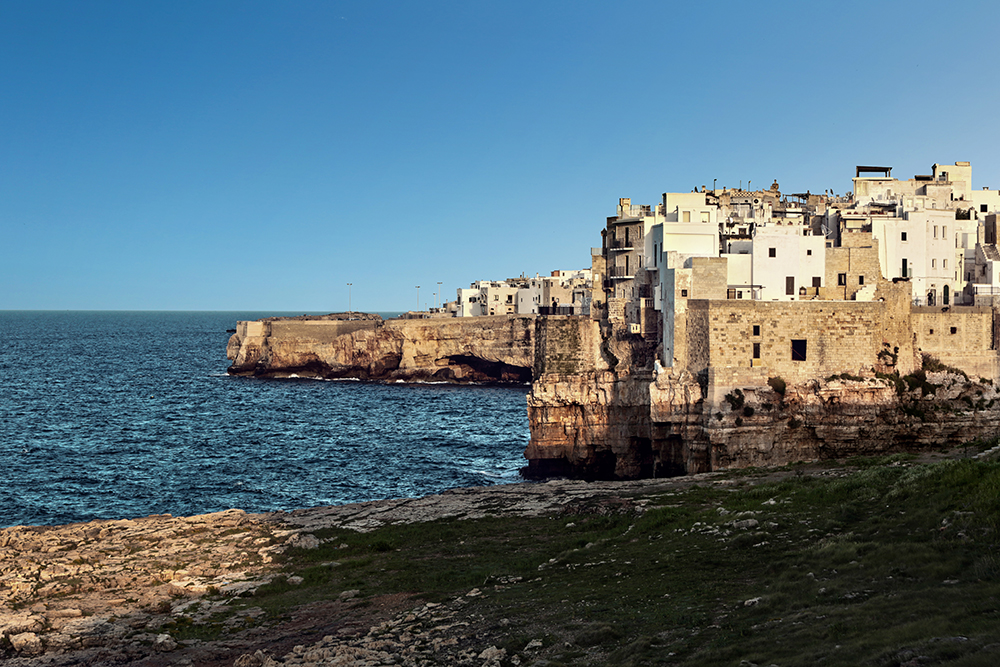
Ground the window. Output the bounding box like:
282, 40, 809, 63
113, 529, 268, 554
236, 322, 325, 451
951, 327, 958, 334
943, 226, 947, 237
700, 211, 710, 223
769, 247, 776, 258
737, 291, 743, 299
683, 211, 691, 223
681, 289, 688, 297
812, 276, 821, 288
837, 273, 847, 286
786, 276, 795, 295
932, 259, 936, 269
944, 285, 950, 306
901, 259, 908, 278
753, 342, 761, 359
982, 204, 989, 213
943, 259, 948, 269
934, 225, 938, 238
752, 325, 761, 336
807, 249, 812, 256
901, 231, 908, 241
791, 339, 807, 361
859, 275, 864, 285
929, 329, 935, 335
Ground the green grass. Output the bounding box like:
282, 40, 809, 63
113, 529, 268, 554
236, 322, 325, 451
212, 458, 1000, 665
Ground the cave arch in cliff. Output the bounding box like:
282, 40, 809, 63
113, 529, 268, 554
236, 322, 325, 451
443, 355, 532, 383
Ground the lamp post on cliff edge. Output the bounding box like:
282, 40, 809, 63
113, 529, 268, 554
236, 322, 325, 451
415, 286, 420, 312
347, 283, 352, 319
437, 281, 442, 309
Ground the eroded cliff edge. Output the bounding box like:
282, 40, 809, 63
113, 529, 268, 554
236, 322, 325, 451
227, 314, 535, 383
227, 312, 1000, 480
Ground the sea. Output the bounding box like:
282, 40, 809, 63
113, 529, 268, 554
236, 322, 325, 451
0, 311, 531, 529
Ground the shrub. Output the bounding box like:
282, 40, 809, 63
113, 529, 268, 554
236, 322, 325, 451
724, 389, 745, 411
768, 376, 787, 396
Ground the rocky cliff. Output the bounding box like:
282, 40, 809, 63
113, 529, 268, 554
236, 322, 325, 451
526, 367, 1000, 479
227, 315, 536, 383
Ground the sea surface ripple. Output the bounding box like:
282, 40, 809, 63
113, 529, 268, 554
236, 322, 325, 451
0, 311, 530, 528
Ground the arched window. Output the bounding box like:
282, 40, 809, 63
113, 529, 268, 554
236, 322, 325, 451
943, 285, 950, 306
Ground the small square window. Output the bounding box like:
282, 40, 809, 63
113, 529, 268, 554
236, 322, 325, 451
807, 249, 812, 255
837, 273, 847, 286
791, 339, 807, 361
951, 327, 958, 334
982, 204, 988, 213
769, 247, 776, 258
929, 329, 934, 335
681, 289, 688, 297
812, 276, 821, 288
752, 325, 761, 336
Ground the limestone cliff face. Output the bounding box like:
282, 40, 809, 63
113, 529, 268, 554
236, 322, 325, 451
526, 368, 1000, 479
227, 315, 535, 383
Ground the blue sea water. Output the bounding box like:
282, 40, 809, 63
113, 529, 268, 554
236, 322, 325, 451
0, 311, 530, 528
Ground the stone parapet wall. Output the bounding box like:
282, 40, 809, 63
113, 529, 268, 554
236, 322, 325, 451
684, 285, 915, 386
912, 306, 998, 379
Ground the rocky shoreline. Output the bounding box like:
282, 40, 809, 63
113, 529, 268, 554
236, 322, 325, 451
1, 476, 713, 666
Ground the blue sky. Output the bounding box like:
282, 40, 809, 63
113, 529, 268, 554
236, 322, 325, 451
3, 1, 1000, 311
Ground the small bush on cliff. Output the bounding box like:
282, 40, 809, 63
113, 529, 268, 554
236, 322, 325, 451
724, 389, 745, 411
922, 353, 969, 380
743, 406, 755, 418
787, 417, 802, 429
877, 371, 907, 396
877, 343, 899, 367
903, 370, 937, 397
768, 376, 786, 396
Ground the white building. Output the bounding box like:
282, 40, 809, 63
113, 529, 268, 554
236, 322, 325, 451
751, 222, 827, 301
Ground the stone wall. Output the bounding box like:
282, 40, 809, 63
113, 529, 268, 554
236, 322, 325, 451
684, 281, 916, 387
268, 320, 381, 342
689, 257, 728, 299
913, 306, 998, 379
533, 317, 603, 376
821, 234, 882, 300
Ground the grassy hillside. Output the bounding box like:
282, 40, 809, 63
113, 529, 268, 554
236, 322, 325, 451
186, 453, 1000, 666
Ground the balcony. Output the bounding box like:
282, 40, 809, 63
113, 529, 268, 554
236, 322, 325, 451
608, 266, 634, 280
607, 239, 634, 251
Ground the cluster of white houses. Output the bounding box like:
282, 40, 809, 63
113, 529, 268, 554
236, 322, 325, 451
453, 270, 593, 317
599, 161, 1000, 343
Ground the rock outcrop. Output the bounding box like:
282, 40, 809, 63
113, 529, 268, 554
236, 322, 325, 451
527, 367, 1000, 479
0, 477, 706, 665
227, 315, 536, 383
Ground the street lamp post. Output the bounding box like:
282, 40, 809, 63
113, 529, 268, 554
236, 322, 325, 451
437, 281, 443, 309
415, 286, 420, 312
347, 283, 352, 318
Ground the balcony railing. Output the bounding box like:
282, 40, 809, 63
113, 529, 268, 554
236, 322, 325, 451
608, 266, 634, 279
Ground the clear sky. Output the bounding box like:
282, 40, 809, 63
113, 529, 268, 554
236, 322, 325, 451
4, 1, 1000, 311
